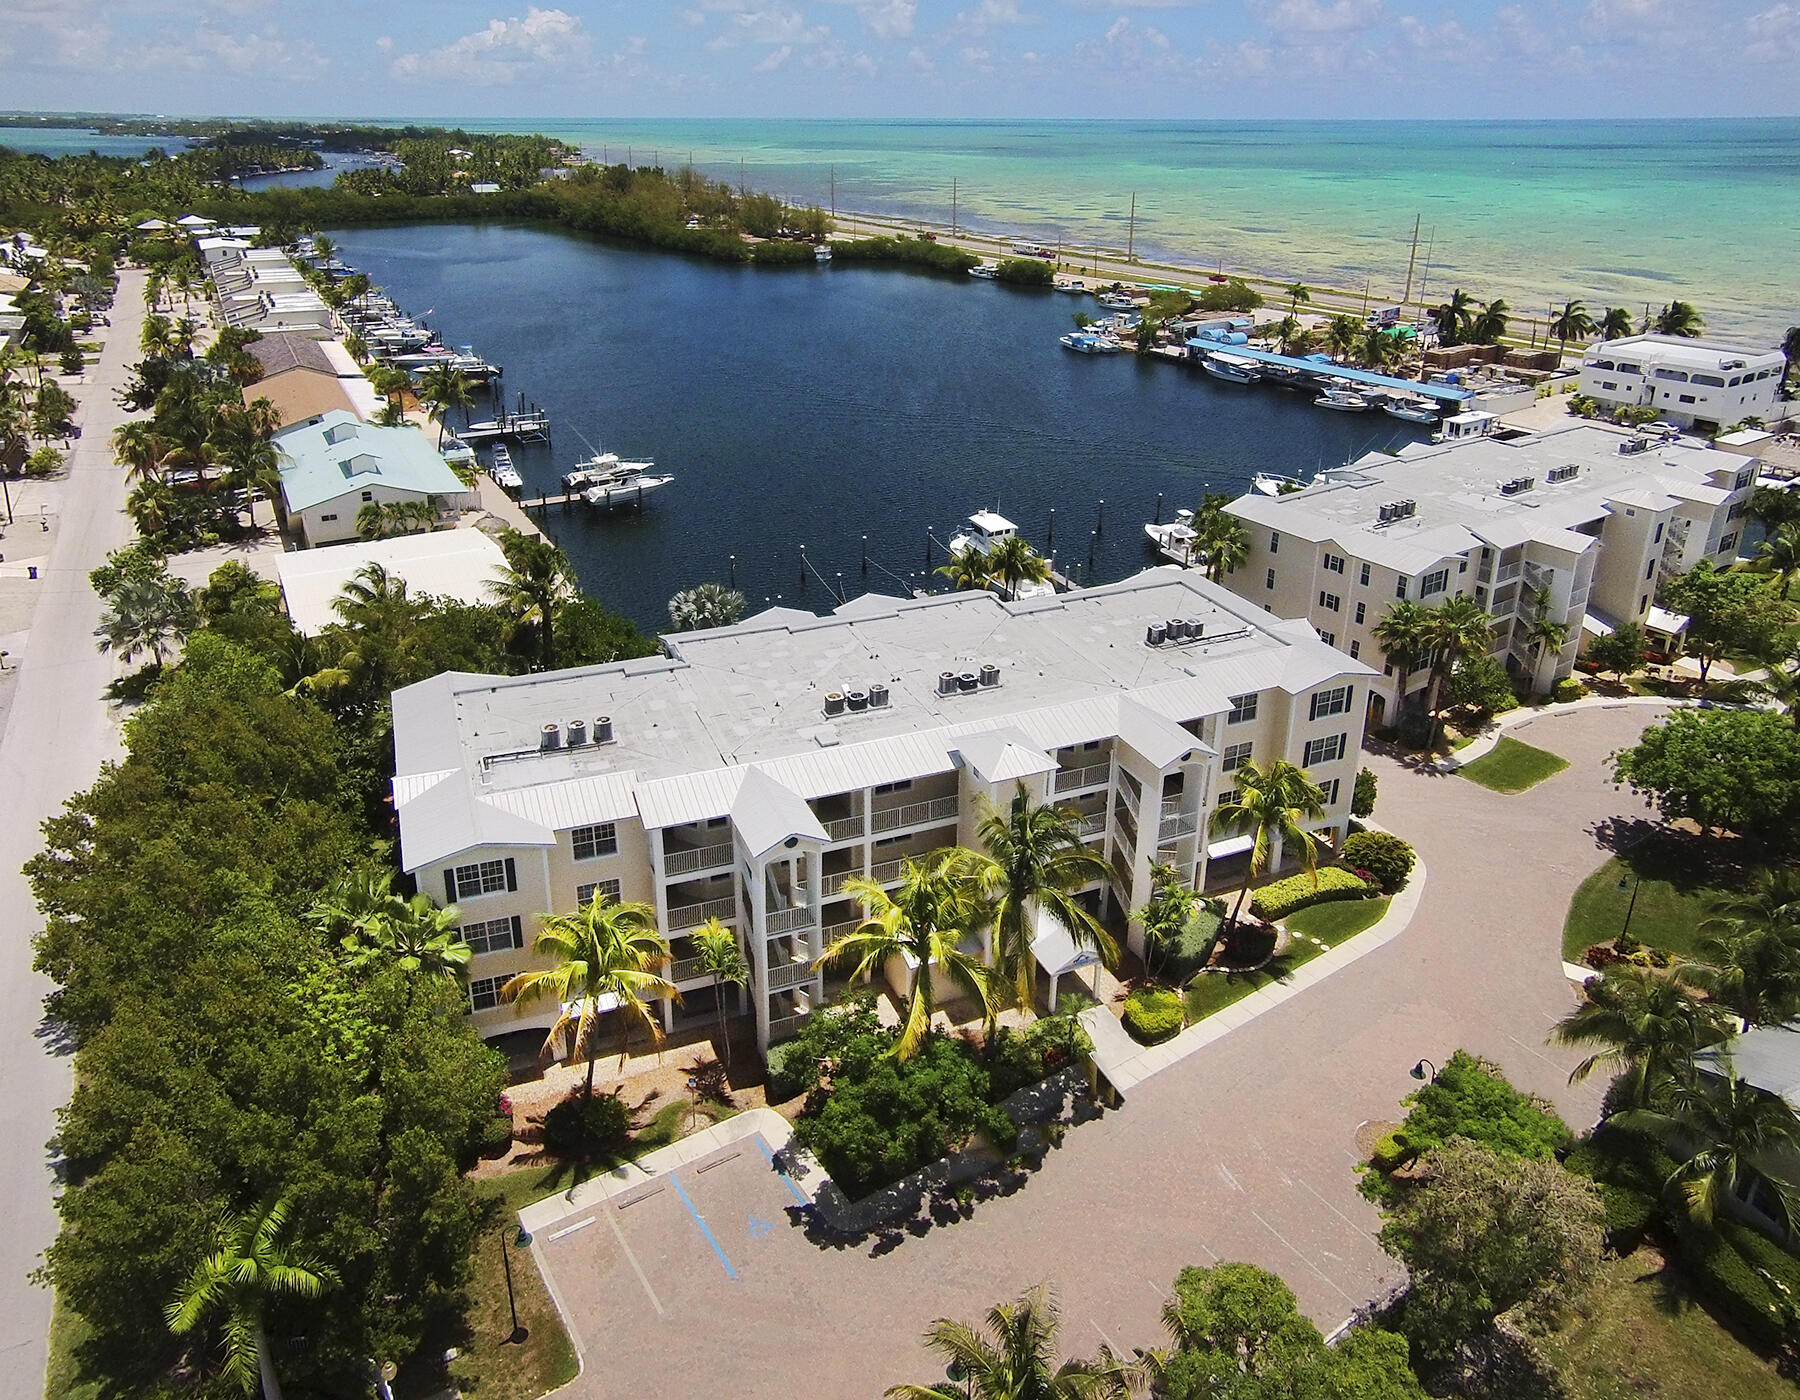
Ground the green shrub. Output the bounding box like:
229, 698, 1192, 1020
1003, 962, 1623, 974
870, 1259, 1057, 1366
1122, 986, 1185, 1044
827, 234, 978, 274
1194, 278, 1262, 312
1674, 1221, 1787, 1349
994, 257, 1055, 287
1352, 767, 1377, 818
476, 1112, 515, 1159
765, 1038, 813, 1103
747, 239, 816, 266
1563, 1143, 1660, 1252
541, 1090, 630, 1157
1250, 866, 1372, 920
1371, 1130, 1413, 1171
1720, 1216, 1800, 1294
985, 1014, 1093, 1101
1340, 831, 1415, 893
1553, 678, 1587, 703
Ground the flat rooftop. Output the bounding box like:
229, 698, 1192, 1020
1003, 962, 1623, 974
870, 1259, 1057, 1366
394, 569, 1369, 802
1228, 422, 1754, 569
277, 529, 509, 637
1583, 333, 1784, 370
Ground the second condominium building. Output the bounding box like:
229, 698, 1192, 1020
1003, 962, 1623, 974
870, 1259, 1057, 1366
1223, 422, 1760, 720
391, 570, 1374, 1055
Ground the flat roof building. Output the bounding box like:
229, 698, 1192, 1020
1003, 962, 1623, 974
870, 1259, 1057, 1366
1579, 334, 1787, 432
391, 570, 1375, 1052
276, 529, 510, 636
275, 411, 474, 547
1224, 421, 1759, 716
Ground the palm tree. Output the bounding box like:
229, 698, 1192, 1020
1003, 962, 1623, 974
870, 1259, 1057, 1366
126, 478, 178, 538
501, 889, 677, 1104
1614, 1068, 1800, 1233
886, 1284, 1147, 1400
1431, 288, 1476, 346
1325, 314, 1362, 363
111, 420, 163, 481
1210, 758, 1327, 935
1274, 315, 1301, 354
94, 572, 198, 667
986, 534, 1053, 601
936, 548, 994, 592
1549, 299, 1596, 366
1421, 595, 1494, 742
1549, 963, 1725, 1108
309, 868, 398, 946
416, 364, 475, 447
1758, 523, 1800, 600
490, 528, 575, 670
691, 917, 748, 1068
969, 786, 1115, 1013
1599, 306, 1634, 341
816, 849, 999, 1060
1521, 592, 1569, 690
1360, 323, 1398, 371
1654, 300, 1704, 337
1190, 493, 1250, 583
342, 892, 472, 1003
1699, 869, 1800, 1025
668, 582, 748, 631
140, 313, 175, 359
1372, 599, 1433, 707
1470, 298, 1510, 345
165, 1197, 336, 1400
1285, 282, 1310, 315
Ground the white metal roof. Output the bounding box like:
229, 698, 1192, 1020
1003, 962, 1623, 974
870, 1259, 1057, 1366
953, 727, 1058, 785
731, 767, 830, 859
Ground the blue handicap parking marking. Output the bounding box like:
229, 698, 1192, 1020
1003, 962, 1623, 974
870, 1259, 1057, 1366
748, 1212, 774, 1238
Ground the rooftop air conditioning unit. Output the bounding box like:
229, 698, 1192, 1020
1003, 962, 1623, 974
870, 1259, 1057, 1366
566, 719, 588, 747
958, 672, 979, 693
594, 716, 614, 744
938, 671, 958, 696
540, 723, 561, 751
1146, 623, 1167, 646
824, 692, 846, 716
979, 664, 1000, 687
869, 682, 890, 708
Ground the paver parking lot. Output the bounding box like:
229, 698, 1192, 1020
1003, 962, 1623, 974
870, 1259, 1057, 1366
531, 704, 1671, 1398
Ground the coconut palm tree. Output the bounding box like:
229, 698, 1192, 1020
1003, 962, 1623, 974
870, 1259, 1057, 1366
1758, 523, 1800, 600
969, 786, 1115, 1013
816, 849, 999, 1060
126, 478, 178, 538
111, 420, 163, 481
416, 364, 475, 447
1698, 869, 1800, 1025
94, 571, 198, 667
1599, 306, 1634, 341
1211, 758, 1327, 936
987, 534, 1054, 600
1274, 315, 1301, 354
1614, 1067, 1800, 1233
490, 528, 575, 669
1470, 298, 1510, 345
1360, 323, 1399, 371
691, 917, 748, 1068
1372, 599, 1433, 708
1325, 314, 1362, 363
501, 889, 676, 1104
1654, 300, 1705, 337
1285, 282, 1310, 315
1549, 299, 1596, 366
936, 548, 994, 592
139, 312, 175, 359
1549, 963, 1726, 1108
165, 1196, 336, 1400
1431, 288, 1477, 346
886, 1284, 1148, 1400
1421, 595, 1494, 741
1191, 493, 1250, 583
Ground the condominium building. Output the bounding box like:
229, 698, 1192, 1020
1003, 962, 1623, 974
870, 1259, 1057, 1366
1225, 422, 1760, 718
390, 571, 1374, 1054
1579, 334, 1787, 432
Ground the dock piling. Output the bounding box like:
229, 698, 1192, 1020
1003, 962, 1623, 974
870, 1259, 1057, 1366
729, 555, 737, 588
799, 545, 807, 589
1046, 509, 1055, 551
1096, 498, 1105, 534
861, 536, 868, 575
1154, 492, 1163, 525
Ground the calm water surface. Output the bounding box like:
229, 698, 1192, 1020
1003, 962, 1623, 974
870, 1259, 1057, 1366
0, 126, 191, 158
330, 222, 1429, 630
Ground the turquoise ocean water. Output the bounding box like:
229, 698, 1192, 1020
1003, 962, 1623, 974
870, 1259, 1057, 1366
427, 117, 1797, 343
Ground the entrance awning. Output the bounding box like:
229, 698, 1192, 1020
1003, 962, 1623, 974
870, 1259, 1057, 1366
1645, 605, 1689, 637
1206, 834, 1255, 860
1031, 905, 1101, 979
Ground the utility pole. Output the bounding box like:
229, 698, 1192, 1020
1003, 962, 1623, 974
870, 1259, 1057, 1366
830, 166, 836, 217
1127, 192, 1136, 262
1401, 213, 1421, 307
951, 177, 957, 235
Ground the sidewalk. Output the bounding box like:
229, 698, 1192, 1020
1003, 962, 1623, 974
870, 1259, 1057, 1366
1443, 692, 1699, 771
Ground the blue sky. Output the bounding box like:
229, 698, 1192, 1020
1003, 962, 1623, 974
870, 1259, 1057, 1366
5, 0, 1798, 119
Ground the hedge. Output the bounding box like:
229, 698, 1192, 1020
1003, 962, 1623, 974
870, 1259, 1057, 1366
1250, 866, 1372, 921
1674, 1221, 1789, 1349
1122, 986, 1184, 1044
1553, 678, 1588, 703
994, 257, 1055, 287
765, 1037, 815, 1103
1339, 831, 1415, 893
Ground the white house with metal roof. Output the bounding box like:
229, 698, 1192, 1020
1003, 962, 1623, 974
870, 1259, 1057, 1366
390, 570, 1375, 1054
1224, 421, 1760, 716
274, 411, 474, 546
1579, 334, 1787, 431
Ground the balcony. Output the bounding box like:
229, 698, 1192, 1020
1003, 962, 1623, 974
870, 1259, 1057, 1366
821, 868, 856, 897
768, 959, 815, 993
668, 954, 708, 983
869, 795, 959, 834
767, 905, 815, 935
823, 917, 861, 943
1494, 562, 1523, 584
768, 1013, 807, 1043
664, 840, 734, 877
667, 896, 736, 932
1076, 811, 1106, 839
1053, 762, 1112, 795
871, 856, 905, 885
1158, 803, 1199, 840
823, 814, 864, 842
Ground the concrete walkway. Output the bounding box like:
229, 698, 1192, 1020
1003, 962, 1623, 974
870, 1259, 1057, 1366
1444, 691, 1700, 770
0, 269, 146, 1391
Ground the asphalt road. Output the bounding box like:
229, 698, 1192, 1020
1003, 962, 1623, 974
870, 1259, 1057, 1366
0, 269, 144, 1392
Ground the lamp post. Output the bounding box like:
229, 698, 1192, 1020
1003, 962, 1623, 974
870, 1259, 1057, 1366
1410, 1058, 1437, 1083
499, 1230, 527, 1344
1618, 870, 1643, 939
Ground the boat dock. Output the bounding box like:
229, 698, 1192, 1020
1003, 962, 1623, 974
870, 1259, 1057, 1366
1184, 343, 1478, 406
519, 486, 658, 513
461, 407, 552, 444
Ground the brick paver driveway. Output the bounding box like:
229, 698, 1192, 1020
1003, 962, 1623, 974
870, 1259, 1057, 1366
539, 703, 1668, 1398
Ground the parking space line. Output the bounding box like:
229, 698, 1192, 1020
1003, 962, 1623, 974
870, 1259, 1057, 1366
669, 1172, 738, 1279
695, 1150, 741, 1174
546, 1216, 595, 1242
751, 1133, 813, 1209
604, 1199, 665, 1316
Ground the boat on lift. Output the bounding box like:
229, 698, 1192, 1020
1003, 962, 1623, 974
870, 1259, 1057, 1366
1382, 395, 1440, 424
582, 460, 674, 508
947, 509, 1058, 599
1315, 387, 1373, 412
563, 450, 659, 491
1202, 352, 1263, 385
1144, 509, 1200, 567
440, 434, 476, 469
487, 444, 523, 492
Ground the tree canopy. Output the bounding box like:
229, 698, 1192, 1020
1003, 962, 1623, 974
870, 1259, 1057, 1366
1611, 708, 1800, 842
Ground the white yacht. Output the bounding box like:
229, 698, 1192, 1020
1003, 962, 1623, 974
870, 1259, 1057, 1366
488, 444, 523, 492
1061, 331, 1121, 354
583, 462, 674, 508
1143, 509, 1199, 567
1382, 395, 1439, 424
1252, 472, 1307, 496
563, 451, 656, 491
947, 510, 1057, 599
1315, 387, 1373, 412
1202, 353, 1262, 384
815, 244, 832, 263
968, 264, 999, 279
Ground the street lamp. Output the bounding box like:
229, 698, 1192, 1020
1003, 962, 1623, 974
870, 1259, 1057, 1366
1617, 870, 1643, 940
498, 1229, 528, 1344
1410, 1059, 1437, 1083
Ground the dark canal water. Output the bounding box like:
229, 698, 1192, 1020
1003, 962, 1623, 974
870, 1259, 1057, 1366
327, 223, 1429, 630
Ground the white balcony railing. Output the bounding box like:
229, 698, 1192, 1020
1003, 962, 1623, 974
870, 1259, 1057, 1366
767, 905, 815, 935
669, 955, 709, 983
768, 959, 815, 993
1159, 807, 1199, 840
823, 918, 861, 943
822, 814, 864, 842
768, 1013, 807, 1043
871, 857, 905, 884
1076, 812, 1106, 838
821, 869, 856, 897
1494, 562, 1523, 584
1054, 762, 1112, 795
668, 896, 736, 931
664, 840, 735, 877
869, 795, 959, 834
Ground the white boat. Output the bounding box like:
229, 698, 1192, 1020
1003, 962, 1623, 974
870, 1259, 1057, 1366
1252, 472, 1307, 497
1144, 509, 1199, 567
1315, 387, 1372, 412
1382, 396, 1439, 424
1202, 353, 1262, 385
947, 510, 1057, 599
815, 244, 832, 263
583, 463, 673, 508
1097, 291, 1139, 310
488, 444, 523, 492
1055, 279, 1087, 294
1060, 332, 1122, 354
968, 264, 999, 279
440, 435, 476, 468
563, 450, 657, 491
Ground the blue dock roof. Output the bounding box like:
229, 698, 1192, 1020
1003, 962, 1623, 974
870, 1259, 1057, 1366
1183, 344, 1476, 404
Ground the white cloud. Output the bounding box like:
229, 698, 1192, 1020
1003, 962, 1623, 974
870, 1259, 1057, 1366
754, 42, 794, 68
706, 3, 830, 50
907, 43, 935, 70
952, 0, 1032, 36
140, 25, 327, 76
390, 7, 589, 85
1064, 0, 1196, 7
823, 0, 916, 39
1744, 1, 1800, 60
1255, 0, 1384, 36
1581, 0, 1668, 40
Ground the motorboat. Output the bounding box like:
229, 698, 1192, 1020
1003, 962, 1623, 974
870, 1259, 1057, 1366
1144, 509, 1199, 567
1056, 279, 1087, 294
1315, 387, 1372, 412
440, 435, 476, 469
564, 450, 656, 491
1202, 353, 1262, 384
488, 444, 523, 492
968, 264, 999, 279
583, 462, 673, 508
1097, 291, 1139, 310
947, 509, 1057, 599
815, 244, 832, 263
1061, 332, 1121, 354
1252, 472, 1308, 496
1382, 396, 1439, 424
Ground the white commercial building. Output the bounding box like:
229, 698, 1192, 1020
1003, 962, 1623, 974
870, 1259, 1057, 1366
1579, 334, 1787, 431
201, 240, 335, 337
390, 571, 1374, 1053
1224, 422, 1759, 717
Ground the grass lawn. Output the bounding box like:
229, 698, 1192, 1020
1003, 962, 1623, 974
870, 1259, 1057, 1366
1538, 1249, 1791, 1400
1457, 736, 1570, 793
1284, 897, 1391, 945
45, 1297, 98, 1400
1182, 899, 1388, 1022
481, 1098, 704, 1215
1560, 831, 1750, 962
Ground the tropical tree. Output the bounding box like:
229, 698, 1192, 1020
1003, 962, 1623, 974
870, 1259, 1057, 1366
1549, 963, 1726, 1108
415, 364, 475, 447
1549, 299, 1596, 366
669, 581, 748, 632
1615, 1068, 1800, 1233
1285, 282, 1310, 315
1372, 599, 1433, 707
1759, 523, 1800, 599
885, 1284, 1147, 1400
1784, 325, 1800, 388
111, 420, 163, 481
1430, 288, 1476, 346
987, 534, 1054, 600
1190, 495, 1249, 583
1585, 620, 1645, 685
1273, 315, 1301, 354
1210, 758, 1327, 935
1325, 314, 1362, 363
1654, 300, 1705, 337
94, 569, 198, 667
309, 868, 399, 947
690, 917, 748, 1068
1360, 323, 1400, 371
1599, 306, 1634, 341
165, 1197, 336, 1400
1421, 595, 1494, 741
969, 786, 1115, 1013
340, 892, 472, 1006
816, 849, 1000, 1060
500, 889, 676, 1104
1698, 869, 1800, 1025
937, 547, 994, 592
1469, 298, 1510, 345
490, 527, 575, 669
1521, 590, 1569, 688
